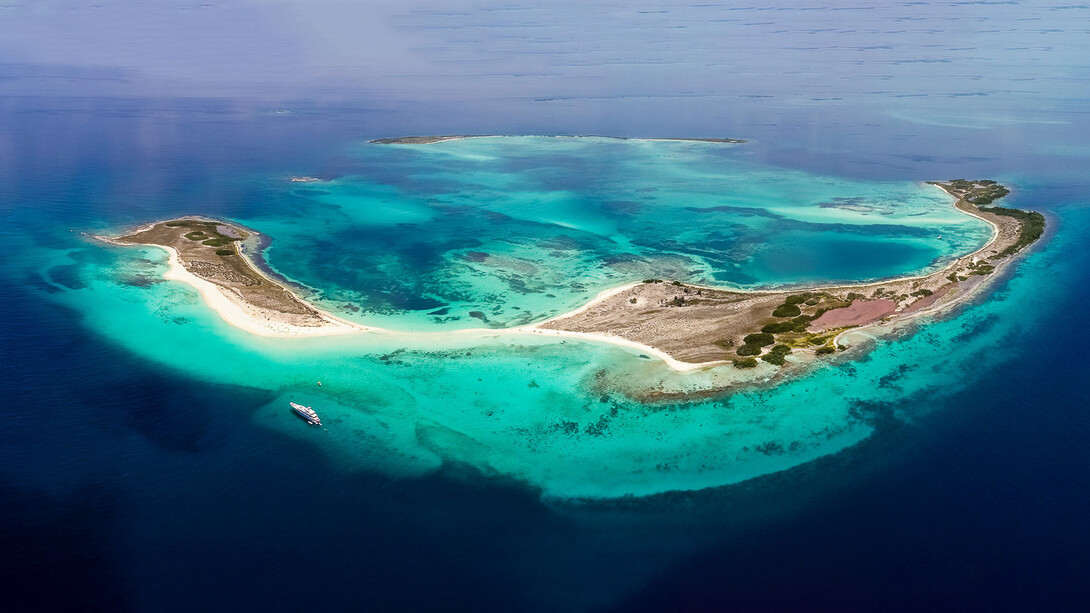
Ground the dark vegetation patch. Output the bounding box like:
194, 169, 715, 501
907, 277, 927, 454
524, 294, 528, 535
47, 264, 85, 290
761, 344, 792, 366
743, 332, 775, 346
763, 314, 814, 334
983, 206, 1045, 257
732, 357, 758, 369
736, 344, 763, 357
772, 303, 802, 318
967, 260, 995, 276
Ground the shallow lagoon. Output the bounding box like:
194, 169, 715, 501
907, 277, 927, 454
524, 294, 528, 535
245, 136, 991, 331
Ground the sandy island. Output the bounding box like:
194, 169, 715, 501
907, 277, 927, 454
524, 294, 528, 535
103, 180, 1043, 386
105, 218, 366, 337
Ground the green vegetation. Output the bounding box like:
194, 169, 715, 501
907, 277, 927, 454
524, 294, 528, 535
769, 344, 792, 356
937, 180, 1043, 255
910, 288, 933, 298
816, 346, 836, 355
761, 344, 792, 366
967, 262, 995, 276
761, 353, 786, 366
743, 332, 775, 346
762, 321, 795, 334
762, 314, 814, 334
938, 179, 1009, 205
642, 278, 662, 284
732, 357, 758, 369
772, 303, 802, 318
166, 220, 247, 251
736, 344, 762, 357
671, 280, 683, 286
982, 206, 1045, 257
967, 184, 1010, 206
784, 293, 815, 305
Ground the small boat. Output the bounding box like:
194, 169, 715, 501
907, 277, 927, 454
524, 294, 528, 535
290, 402, 322, 426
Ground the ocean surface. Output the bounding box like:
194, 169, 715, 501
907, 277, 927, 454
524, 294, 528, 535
3, 1, 1090, 611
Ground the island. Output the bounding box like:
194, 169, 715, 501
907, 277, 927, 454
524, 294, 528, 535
102, 180, 1043, 382
369, 135, 748, 145
104, 219, 363, 336
539, 180, 1043, 369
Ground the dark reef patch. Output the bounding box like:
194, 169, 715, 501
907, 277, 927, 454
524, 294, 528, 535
47, 264, 85, 290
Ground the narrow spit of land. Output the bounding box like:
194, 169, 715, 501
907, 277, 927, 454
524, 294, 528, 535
369, 135, 747, 145
540, 180, 1044, 368
104, 180, 1043, 378
106, 218, 362, 336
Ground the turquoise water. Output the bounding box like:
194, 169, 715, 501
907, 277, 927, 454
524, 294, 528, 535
245, 137, 990, 330
16, 137, 1026, 499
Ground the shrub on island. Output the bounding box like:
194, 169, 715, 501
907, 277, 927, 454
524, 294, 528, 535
736, 344, 762, 357
769, 344, 792, 356
762, 316, 812, 334
772, 303, 802, 318
761, 353, 787, 366
816, 345, 836, 355
761, 345, 792, 366
743, 332, 775, 346
984, 207, 1045, 256
762, 321, 795, 334
732, 357, 759, 369
215, 248, 234, 256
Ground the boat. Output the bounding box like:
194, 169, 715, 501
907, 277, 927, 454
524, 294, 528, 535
290, 402, 322, 426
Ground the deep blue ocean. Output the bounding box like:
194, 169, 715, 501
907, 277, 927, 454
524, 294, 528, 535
3, 2, 1090, 611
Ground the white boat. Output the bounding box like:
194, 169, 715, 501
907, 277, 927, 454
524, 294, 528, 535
290, 402, 322, 426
